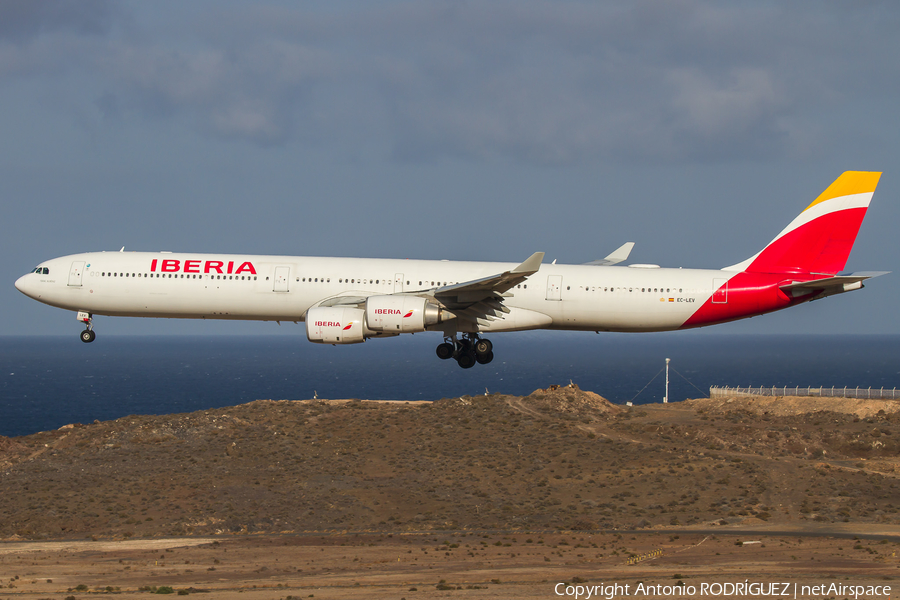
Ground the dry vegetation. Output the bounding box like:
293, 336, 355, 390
3, 385, 900, 598
2, 384, 900, 541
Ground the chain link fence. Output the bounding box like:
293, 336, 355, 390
709, 386, 900, 400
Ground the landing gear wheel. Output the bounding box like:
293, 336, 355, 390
80, 329, 96, 343
457, 352, 476, 369
475, 350, 494, 365
474, 338, 492, 356
436, 342, 454, 360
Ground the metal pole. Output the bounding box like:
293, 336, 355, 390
664, 358, 670, 403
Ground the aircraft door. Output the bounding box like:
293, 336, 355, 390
394, 273, 404, 293
546, 275, 562, 301
712, 278, 728, 303
68, 261, 85, 287
273, 266, 290, 292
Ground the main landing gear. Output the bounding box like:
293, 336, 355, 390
78, 311, 96, 343
436, 334, 493, 369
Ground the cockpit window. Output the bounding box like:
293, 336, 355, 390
42, 267, 49, 275
31, 267, 49, 274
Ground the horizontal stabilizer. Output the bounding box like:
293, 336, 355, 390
779, 271, 889, 297
584, 242, 634, 266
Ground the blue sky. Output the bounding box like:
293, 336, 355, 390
2, 0, 897, 336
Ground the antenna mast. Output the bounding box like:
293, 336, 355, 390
664, 358, 670, 403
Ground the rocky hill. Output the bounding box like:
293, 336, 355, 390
2, 385, 899, 541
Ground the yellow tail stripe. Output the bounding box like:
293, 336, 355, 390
804, 171, 881, 211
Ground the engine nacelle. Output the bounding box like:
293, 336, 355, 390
365, 295, 442, 333
306, 307, 366, 344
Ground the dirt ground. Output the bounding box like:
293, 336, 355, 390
3, 387, 900, 598
2, 529, 899, 599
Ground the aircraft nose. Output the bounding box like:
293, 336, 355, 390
15, 274, 33, 297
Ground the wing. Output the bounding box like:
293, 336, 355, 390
432, 252, 544, 305
310, 252, 545, 329
424, 251, 544, 328
584, 242, 634, 266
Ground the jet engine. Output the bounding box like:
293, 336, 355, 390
365, 296, 444, 333
306, 307, 366, 344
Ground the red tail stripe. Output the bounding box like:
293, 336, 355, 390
746, 207, 867, 275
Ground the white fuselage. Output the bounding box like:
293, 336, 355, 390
16, 251, 733, 333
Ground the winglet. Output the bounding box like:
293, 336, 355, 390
511, 251, 544, 274
584, 242, 635, 266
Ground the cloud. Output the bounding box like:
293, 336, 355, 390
0, 0, 114, 42
1, 1, 898, 164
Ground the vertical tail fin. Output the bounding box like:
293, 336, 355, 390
724, 171, 881, 275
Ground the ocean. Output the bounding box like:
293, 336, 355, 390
1, 332, 898, 438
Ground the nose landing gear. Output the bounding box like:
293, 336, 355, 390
77, 311, 96, 343
435, 334, 493, 368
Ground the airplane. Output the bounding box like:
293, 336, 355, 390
15, 171, 885, 369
